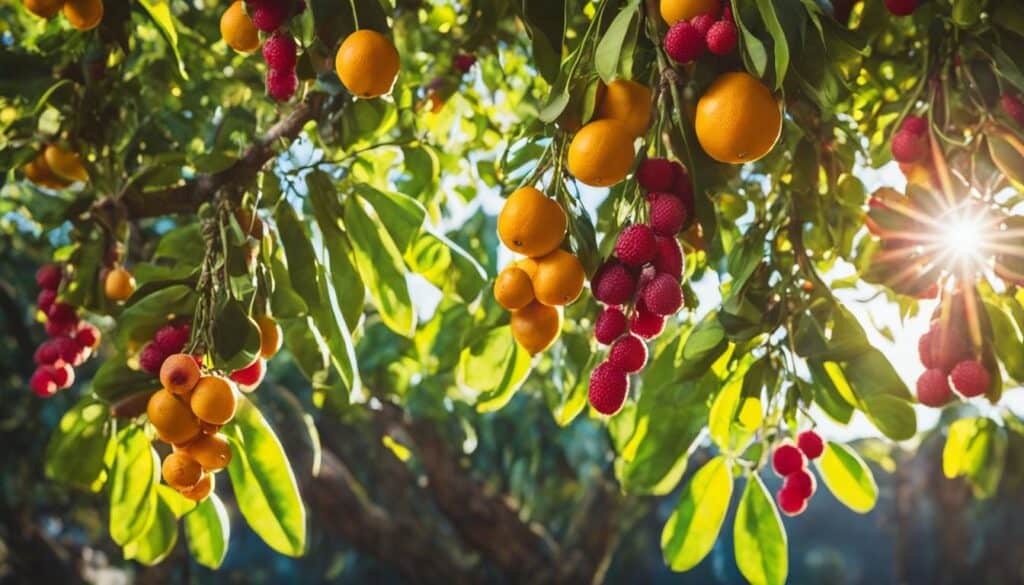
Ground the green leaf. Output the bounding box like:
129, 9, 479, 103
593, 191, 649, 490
153, 224, 203, 264
275, 203, 322, 309
115, 284, 197, 349
595, 0, 640, 83
732, 0, 768, 77
943, 417, 1007, 498
661, 456, 733, 572
405, 227, 488, 303
709, 369, 744, 449
92, 357, 161, 403
733, 474, 788, 585
354, 184, 427, 253
753, 0, 790, 88
123, 488, 178, 565
456, 326, 532, 412
307, 176, 364, 329
109, 426, 160, 546
45, 396, 114, 492
983, 300, 1024, 382
224, 398, 306, 557
212, 298, 262, 372
816, 441, 878, 513
185, 495, 230, 569
137, 0, 188, 80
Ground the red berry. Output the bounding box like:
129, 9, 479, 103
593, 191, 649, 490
33, 341, 61, 365
36, 264, 62, 290
653, 236, 684, 280
891, 130, 926, 163
594, 306, 628, 345
950, 360, 990, 398
262, 33, 297, 72
690, 14, 715, 37
30, 367, 57, 397
588, 361, 629, 415
705, 20, 737, 56
664, 21, 705, 64
453, 53, 477, 73
917, 331, 935, 368
75, 323, 101, 350
796, 430, 824, 460
51, 363, 75, 389
630, 300, 666, 339
642, 273, 683, 316
592, 261, 636, 306
929, 324, 969, 372
772, 442, 805, 476
267, 68, 299, 101
250, 0, 289, 32
37, 289, 57, 315
901, 115, 928, 136
615, 224, 657, 266
783, 468, 817, 499
673, 166, 695, 218
139, 342, 168, 375
649, 193, 687, 236
154, 324, 190, 354
52, 336, 83, 365
1002, 93, 1024, 127
230, 358, 267, 388
916, 368, 953, 407
608, 334, 648, 373
884, 0, 917, 16
47, 301, 78, 328
635, 158, 677, 192
777, 486, 808, 517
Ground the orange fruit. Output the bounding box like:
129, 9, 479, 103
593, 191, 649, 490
596, 79, 652, 138
200, 421, 222, 436
567, 120, 635, 187
497, 187, 567, 257
62, 0, 102, 31
515, 257, 539, 280
510, 301, 562, 354
660, 0, 720, 25
494, 265, 535, 310
190, 376, 238, 425
160, 353, 201, 395
24, 0, 63, 18
44, 144, 88, 182
23, 152, 70, 189
182, 433, 232, 471
221, 1, 259, 53
256, 314, 282, 359
162, 452, 202, 490
335, 30, 400, 99
104, 266, 136, 301
695, 72, 782, 164
179, 472, 214, 501
532, 249, 585, 306
147, 389, 201, 445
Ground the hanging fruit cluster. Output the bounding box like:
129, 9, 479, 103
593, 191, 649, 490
914, 292, 997, 407
22, 0, 103, 31
771, 431, 823, 517
138, 322, 194, 376
30, 264, 101, 397
220, 0, 305, 101
21, 144, 88, 190
567, 79, 650, 187
663, 1, 737, 64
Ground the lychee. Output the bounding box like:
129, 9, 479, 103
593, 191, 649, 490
588, 361, 629, 415
797, 430, 824, 460
595, 306, 628, 345
642, 274, 683, 316
262, 33, 297, 72
36, 264, 62, 290
608, 334, 647, 373
771, 442, 805, 476
950, 360, 990, 398
592, 261, 636, 306
664, 21, 705, 64
782, 468, 817, 499
30, 367, 57, 397
75, 323, 101, 350
653, 236, 684, 279
928, 324, 970, 372
636, 158, 677, 192
690, 14, 715, 37
47, 302, 78, 331
139, 342, 168, 375
916, 368, 953, 407
884, 0, 917, 16
250, 0, 289, 32
705, 20, 737, 56
630, 300, 666, 339
917, 331, 935, 368
649, 193, 687, 236
267, 68, 298, 101
51, 363, 75, 390
615, 224, 658, 266
453, 53, 477, 73
37, 289, 57, 315
777, 485, 808, 516
891, 130, 926, 163
230, 358, 266, 388
154, 323, 190, 354
901, 115, 928, 136
51, 336, 83, 365
33, 341, 60, 366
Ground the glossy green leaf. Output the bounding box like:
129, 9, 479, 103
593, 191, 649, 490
456, 326, 532, 412
185, 494, 230, 569
109, 426, 160, 546
817, 441, 878, 513
123, 487, 178, 565
595, 0, 640, 83
115, 284, 198, 349
137, 0, 188, 79
661, 456, 733, 572
734, 474, 788, 585
45, 396, 114, 492
943, 417, 1008, 498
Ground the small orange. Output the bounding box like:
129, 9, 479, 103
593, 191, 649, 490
531, 249, 585, 306
62, 0, 102, 31
183, 433, 232, 471
695, 72, 782, 164
497, 187, 567, 257
160, 353, 201, 395
162, 452, 202, 490
23, 0, 63, 19
44, 144, 88, 182
147, 389, 201, 445
510, 301, 562, 355
256, 314, 282, 359
179, 472, 214, 501
220, 1, 259, 53
190, 376, 238, 425
104, 266, 136, 301
494, 265, 535, 310
200, 421, 222, 436
567, 120, 635, 187
596, 79, 652, 138
660, 0, 720, 25
335, 29, 400, 99
515, 257, 539, 280
23, 153, 70, 189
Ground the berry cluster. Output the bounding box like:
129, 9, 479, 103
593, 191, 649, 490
149, 356, 239, 502
915, 317, 993, 407
220, 0, 304, 101
664, 3, 737, 64
30, 264, 101, 398
771, 430, 823, 517
139, 322, 194, 376
586, 157, 694, 416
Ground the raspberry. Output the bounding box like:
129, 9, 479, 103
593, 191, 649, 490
649, 193, 687, 236
664, 21, 705, 64
1002, 93, 1024, 127
642, 273, 683, 316
592, 261, 636, 306
267, 68, 298, 101
777, 486, 808, 516
139, 342, 168, 375
34, 341, 60, 365
891, 130, 926, 163
37, 289, 57, 315
653, 236, 684, 279
588, 361, 629, 415
916, 368, 953, 407
771, 442, 805, 476
262, 33, 297, 72
154, 324, 190, 354
917, 331, 935, 368
453, 53, 477, 73
52, 336, 83, 365
36, 264, 62, 290
901, 115, 928, 136
30, 367, 57, 397
782, 468, 817, 499
884, 0, 917, 16
635, 158, 677, 192
705, 20, 737, 56
594, 306, 628, 345
608, 334, 647, 373
51, 363, 75, 389
630, 300, 666, 339
615, 224, 657, 266
250, 0, 289, 32
690, 14, 715, 37
950, 360, 990, 398
796, 430, 824, 459
75, 323, 101, 350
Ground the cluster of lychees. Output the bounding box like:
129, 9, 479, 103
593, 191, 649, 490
663, 3, 737, 64
587, 157, 694, 416
139, 322, 194, 376
30, 264, 101, 397
771, 430, 824, 517
915, 315, 993, 407
220, 0, 304, 101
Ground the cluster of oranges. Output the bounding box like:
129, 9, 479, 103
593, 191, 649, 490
21, 144, 88, 190
22, 0, 102, 31
494, 187, 584, 354
567, 79, 651, 187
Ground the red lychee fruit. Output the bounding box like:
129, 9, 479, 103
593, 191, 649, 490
37, 289, 57, 315
653, 236, 684, 279
782, 468, 817, 500
588, 361, 629, 415
777, 485, 809, 516
636, 158, 677, 192
771, 442, 806, 477
47, 302, 78, 331
916, 368, 953, 407
453, 53, 477, 73
950, 360, 990, 398
51, 336, 83, 365
592, 261, 636, 306
139, 342, 168, 375
615, 224, 658, 266
154, 324, 190, 355
630, 300, 666, 339
608, 334, 648, 373
884, 0, 917, 16
262, 33, 297, 72
594, 306, 628, 345
664, 21, 705, 64
917, 331, 935, 368
649, 193, 687, 236
690, 14, 715, 37
30, 367, 57, 397
51, 363, 75, 390
891, 130, 926, 163
267, 68, 299, 101
797, 430, 824, 460
901, 115, 928, 136
36, 264, 62, 290
75, 323, 101, 350
928, 324, 970, 372
642, 273, 683, 316
33, 341, 61, 366
705, 19, 737, 56
250, 0, 289, 32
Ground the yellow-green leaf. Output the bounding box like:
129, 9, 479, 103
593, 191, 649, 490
661, 456, 733, 572
733, 474, 787, 585
816, 441, 877, 513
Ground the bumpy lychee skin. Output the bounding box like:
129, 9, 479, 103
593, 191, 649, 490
139, 342, 168, 375
630, 301, 666, 339
30, 367, 57, 397
37, 289, 57, 315
36, 264, 62, 290
51, 336, 83, 365
664, 21, 705, 64
154, 324, 190, 355
592, 261, 636, 306
917, 331, 935, 368
642, 274, 683, 316
916, 368, 953, 407
891, 130, 926, 163
267, 68, 298, 101
884, 0, 917, 16
783, 468, 817, 499
690, 14, 715, 37
262, 33, 297, 71
588, 361, 629, 415
636, 158, 677, 192
615, 224, 658, 266
594, 306, 628, 345
608, 334, 648, 373
929, 325, 970, 372
950, 360, 991, 398
705, 19, 737, 56
777, 485, 808, 517
772, 442, 805, 477
649, 193, 687, 236
653, 236, 684, 279
47, 302, 78, 330
250, 0, 289, 32
901, 115, 928, 136
797, 430, 824, 460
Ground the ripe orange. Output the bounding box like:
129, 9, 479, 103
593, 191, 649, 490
567, 120, 635, 187
147, 389, 201, 445
182, 433, 232, 471
695, 72, 782, 164
510, 301, 562, 354
660, 0, 720, 25
200, 421, 222, 436
497, 187, 568, 257
596, 79, 652, 138
190, 376, 238, 425
256, 314, 282, 359
162, 452, 202, 490
44, 144, 88, 182
532, 249, 585, 306
62, 0, 102, 31
515, 257, 539, 280
104, 266, 136, 301
494, 265, 535, 310
23, 153, 70, 189
221, 1, 259, 53
23, 0, 63, 19
335, 30, 400, 99
160, 353, 201, 395
179, 472, 214, 501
